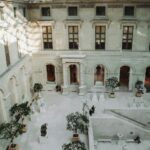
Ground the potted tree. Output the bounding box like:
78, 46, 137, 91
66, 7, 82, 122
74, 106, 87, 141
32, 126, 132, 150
33, 83, 43, 93
62, 141, 86, 150
66, 112, 89, 142
0, 121, 25, 150
135, 80, 144, 97
105, 77, 120, 98
33, 83, 43, 99
9, 102, 32, 132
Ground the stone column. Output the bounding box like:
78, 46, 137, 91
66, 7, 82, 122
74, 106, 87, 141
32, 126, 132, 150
79, 63, 86, 95
62, 63, 69, 95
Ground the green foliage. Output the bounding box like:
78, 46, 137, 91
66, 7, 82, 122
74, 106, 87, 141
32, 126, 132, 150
0, 121, 25, 143
10, 101, 31, 122
66, 112, 89, 134
33, 83, 43, 92
135, 80, 144, 93
105, 77, 120, 92
62, 141, 86, 150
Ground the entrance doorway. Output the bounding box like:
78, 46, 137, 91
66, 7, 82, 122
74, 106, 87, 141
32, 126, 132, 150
119, 66, 130, 90
69, 65, 78, 84
94, 65, 105, 85
145, 66, 150, 92
46, 64, 55, 82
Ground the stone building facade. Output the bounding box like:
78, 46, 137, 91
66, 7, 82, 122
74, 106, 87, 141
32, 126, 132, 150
0, 0, 150, 122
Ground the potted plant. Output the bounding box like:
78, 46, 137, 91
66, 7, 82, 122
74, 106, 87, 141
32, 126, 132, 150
33, 83, 43, 93
10, 101, 32, 123
135, 80, 144, 97
105, 77, 120, 98
66, 112, 89, 142
0, 121, 25, 150
62, 141, 86, 150
33, 83, 43, 99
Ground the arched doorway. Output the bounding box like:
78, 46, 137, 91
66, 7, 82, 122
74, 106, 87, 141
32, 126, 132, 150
46, 64, 55, 82
119, 66, 130, 90
94, 65, 105, 84
69, 65, 78, 84
145, 66, 150, 92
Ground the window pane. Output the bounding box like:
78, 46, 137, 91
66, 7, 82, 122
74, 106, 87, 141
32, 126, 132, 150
95, 26, 106, 50
96, 6, 106, 16
122, 26, 133, 50
43, 34, 47, 38
48, 34, 52, 38
96, 27, 100, 32
101, 26, 106, 32
68, 26, 79, 49
41, 7, 50, 16
74, 26, 78, 33
68, 6, 77, 16
124, 6, 134, 16
74, 34, 78, 39
42, 26, 53, 49
129, 27, 133, 33
69, 27, 73, 33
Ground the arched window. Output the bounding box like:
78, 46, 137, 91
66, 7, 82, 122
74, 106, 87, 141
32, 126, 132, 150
69, 65, 77, 84
94, 65, 104, 84
119, 66, 130, 89
145, 66, 150, 92
46, 64, 55, 82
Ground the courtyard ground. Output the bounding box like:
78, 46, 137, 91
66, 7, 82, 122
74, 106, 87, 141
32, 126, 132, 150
0, 91, 150, 150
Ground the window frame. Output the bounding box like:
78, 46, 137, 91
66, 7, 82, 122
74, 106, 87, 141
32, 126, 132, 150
41, 7, 51, 17
68, 6, 78, 17
42, 26, 53, 49
123, 6, 135, 17
122, 25, 134, 50
95, 6, 106, 17
13, 7, 17, 18
68, 26, 79, 50
95, 25, 106, 50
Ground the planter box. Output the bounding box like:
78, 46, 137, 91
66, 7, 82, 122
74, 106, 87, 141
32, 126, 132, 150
72, 134, 80, 142
109, 93, 115, 98
7, 144, 19, 150
136, 92, 142, 97
21, 125, 27, 133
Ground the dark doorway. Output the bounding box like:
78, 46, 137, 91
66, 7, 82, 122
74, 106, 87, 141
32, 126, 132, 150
119, 66, 130, 90
69, 65, 78, 84
46, 64, 55, 82
94, 65, 104, 84
145, 67, 150, 92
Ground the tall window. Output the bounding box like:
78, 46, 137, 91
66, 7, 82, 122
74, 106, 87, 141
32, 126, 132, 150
23, 7, 26, 17
95, 26, 106, 50
42, 26, 53, 49
68, 6, 77, 16
96, 6, 106, 16
41, 7, 50, 16
68, 26, 79, 49
46, 64, 55, 82
14, 7, 17, 18
0, 7, 3, 20
124, 6, 135, 16
122, 26, 134, 50
4, 44, 10, 66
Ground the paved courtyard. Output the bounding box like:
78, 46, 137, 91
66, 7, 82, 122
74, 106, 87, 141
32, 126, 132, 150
0, 91, 150, 150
